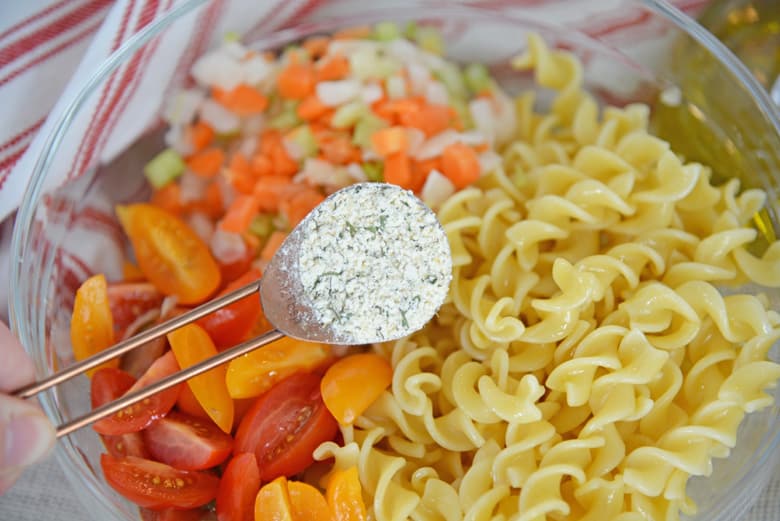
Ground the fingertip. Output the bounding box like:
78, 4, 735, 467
0, 321, 35, 392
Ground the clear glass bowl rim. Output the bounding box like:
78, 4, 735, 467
9, 1, 780, 520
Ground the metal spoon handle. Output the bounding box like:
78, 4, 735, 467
56, 328, 284, 438
14, 281, 261, 400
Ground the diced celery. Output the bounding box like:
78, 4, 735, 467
385, 75, 406, 99
449, 97, 473, 130
352, 114, 388, 148
223, 31, 241, 43
332, 101, 367, 129
415, 26, 444, 55
144, 148, 185, 189
464, 63, 492, 94
288, 125, 319, 157
373, 21, 401, 41
404, 21, 419, 40
249, 214, 274, 238
269, 103, 301, 129
350, 47, 399, 80
362, 161, 384, 182
434, 63, 467, 99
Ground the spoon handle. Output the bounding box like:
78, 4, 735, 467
55, 328, 284, 438
13, 280, 261, 400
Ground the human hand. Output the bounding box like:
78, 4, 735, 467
0, 321, 55, 494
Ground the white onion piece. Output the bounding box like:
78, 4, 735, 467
385, 38, 419, 63
479, 151, 502, 175
282, 137, 304, 161
160, 295, 179, 318
200, 99, 240, 133
492, 87, 518, 146
191, 51, 244, 91
385, 75, 406, 99
298, 158, 353, 189
163, 89, 204, 126
406, 62, 430, 95
164, 125, 193, 157
210, 229, 247, 264
121, 308, 161, 341
425, 81, 449, 105
405, 128, 426, 157
187, 211, 215, 243
244, 55, 274, 85
328, 39, 379, 58
316, 80, 362, 107
361, 83, 384, 105
179, 170, 209, 203
421, 169, 456, 210
469, 98, 496, 144
345, 162, 368, 182
414, 130, 490, 160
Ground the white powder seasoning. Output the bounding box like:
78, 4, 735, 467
298, 183, 452, 344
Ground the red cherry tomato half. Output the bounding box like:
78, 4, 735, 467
215, 452, 261, 521
234, 373, 339, 482
143, 412, 233, 471
140, 508, 210, 521
93, 351, 182, 435
91, 367, 150, 458
197, 269, 263, 349
101, 454, 219, 510
107, 282, 164, 338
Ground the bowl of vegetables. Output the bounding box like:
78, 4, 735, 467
10, 1, 780, 521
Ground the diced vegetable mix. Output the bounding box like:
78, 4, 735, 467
78, 21, 500, 520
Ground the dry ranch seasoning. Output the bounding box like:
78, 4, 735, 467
298, 183, 452, 344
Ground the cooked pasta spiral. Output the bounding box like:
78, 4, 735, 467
314, 34, 780, 521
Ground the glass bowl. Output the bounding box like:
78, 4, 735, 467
10, 1, 780, 520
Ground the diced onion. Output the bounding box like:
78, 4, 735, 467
210, 229, 247, 264
244, 55, 275, 85
479, 151, 502, 175
316, 80, 362, 107
361, 83, 384, 105
179, 170, 209, 203
425, 81, 449, 105
187, 212, 215, 243
414, 130, 487, 160
163, 89, 204, 126
345, 162, 368, 182
191, 51, 244, 91
421, 169, 456, 210
199, 99, 240, 133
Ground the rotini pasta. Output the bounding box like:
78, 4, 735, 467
314, 34, 780, 521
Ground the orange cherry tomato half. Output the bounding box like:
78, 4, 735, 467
288, 481, 334, 521
197, 268, 263, 349
71, 274, 118, 376
168, 323, 234, 433
93, 351, 183, 435
320, 353, 392, 425
234, 373, 338, 482
116, 203, 221, 305
254, 476, 293, 521
101, 454, 219, 510
142, 411, 233, 471
216, 452, 261, 521
226, 337, 331, 399
326, 466, 366, 521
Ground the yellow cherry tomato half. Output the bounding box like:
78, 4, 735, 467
255, 476, 293, 521
326, 466, 366, 521
288, 481, 334, 521
116, 203, 220, 305
320, 353, 392, 425
167, 323, 234, 433
226, 337, 331, 399
71, 274, 118, 376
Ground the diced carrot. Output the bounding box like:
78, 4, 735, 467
251, 154, 273, 177
188, 121, 214, 152
226, 153, 256, 194
314, 108, 337, 127
219, 195, 260, 233
199, 181, 224, 219
277, 63, 316, 100
241, 231, 262, 255
122, 260, 146, 282
212, 84, 268, 116
150, 183, 183, 215
333, 25, 371, 40
297, 95, 330, 121
253, 176, 297, 213
261, 231, 288, 261
316, 54, 350, 82
399, 104, 453, 137
187, 147, 225, 178
280, 189, 325, 228
410, 157, 441, 193
303, 36, 331, 59
383, 151, 414, 189
370, 126, 409, 157
260, 131, 300, 177
440, 142, 481, 189
316, 130, 361, 165
372, 97, 423, 125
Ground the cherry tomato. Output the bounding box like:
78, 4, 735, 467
71, 274, 118, 376
254, 477, 293, 521
217, 247, 254, 286
288, 481, 333, 521
226, 337, 331, 399
177, 383, 210, 420
143, 411, 233, 471
216, 453, 261, 521
326, 466, 366, 521
197, 269, 263, 349
93, 351, 182, 435
168, 324, 234, 433
140, 508, 210, 521
320, 353, 392, 425
234, 373, 339, 482
91, 367, 149, 458
116, 203, 221, 305
101, 454, 219, 510
107, 282, 163, 339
